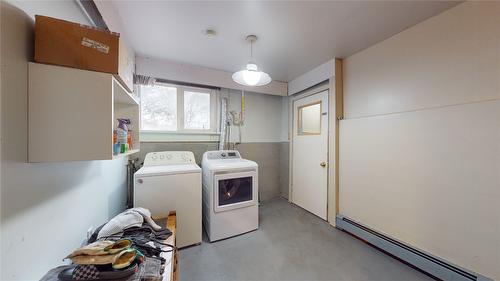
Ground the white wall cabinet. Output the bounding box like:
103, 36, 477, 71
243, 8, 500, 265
28, 62, 140, 162
116, 39, 135, 93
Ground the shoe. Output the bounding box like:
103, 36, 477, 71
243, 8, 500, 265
58, 263, 138, 281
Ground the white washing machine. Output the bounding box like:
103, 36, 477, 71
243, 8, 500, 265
201, 150, 258, 242
134, 151, 201, 248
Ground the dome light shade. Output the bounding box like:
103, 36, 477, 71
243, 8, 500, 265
232, 35, 272, 87
243, 70, 261, 86
232, 63, 271, 86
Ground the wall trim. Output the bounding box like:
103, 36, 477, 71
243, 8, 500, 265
336, 215, 493, 281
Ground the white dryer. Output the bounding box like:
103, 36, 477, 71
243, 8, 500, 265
134, 151, 201, 248
201, 150, 258, 242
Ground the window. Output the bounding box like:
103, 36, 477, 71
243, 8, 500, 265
139, 83, 216, 133
140, 85, 177, 131
184, 91, 211, 130
298, 102, 321, 135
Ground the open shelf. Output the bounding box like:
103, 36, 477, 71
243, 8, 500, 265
28, 62, 140, 162
113, 77, 139, 105
113, 149, 140, 159
113, 79, 140, 159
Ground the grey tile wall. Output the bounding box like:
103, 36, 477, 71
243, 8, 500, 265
138, 142, 290, 202
279, 142, 290, 200
235, 143, 281, 202
138, 142, 218, 165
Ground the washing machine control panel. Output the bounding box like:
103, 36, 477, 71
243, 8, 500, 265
143, 151, 196, 166
205, 150, 241, 160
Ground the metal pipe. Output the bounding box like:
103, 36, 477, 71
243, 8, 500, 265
219, 97, 228, 150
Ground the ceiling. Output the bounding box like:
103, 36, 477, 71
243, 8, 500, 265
111, 1, 459, 82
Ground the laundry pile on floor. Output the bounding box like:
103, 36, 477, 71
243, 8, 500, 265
41, 208, 173, 281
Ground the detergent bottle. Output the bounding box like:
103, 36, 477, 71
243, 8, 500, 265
116, 118, 130, 153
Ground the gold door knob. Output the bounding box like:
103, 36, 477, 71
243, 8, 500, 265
320, 162, 327, 167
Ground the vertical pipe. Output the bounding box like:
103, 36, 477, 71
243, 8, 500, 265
219, 98, 228, 150
238, 91, 245, 144
241, 90, 245, 124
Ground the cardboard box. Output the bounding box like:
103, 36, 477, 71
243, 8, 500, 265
35, 15, 120, 75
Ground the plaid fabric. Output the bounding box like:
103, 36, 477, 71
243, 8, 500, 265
72, 265, 100, 280
126, 257, 162, 281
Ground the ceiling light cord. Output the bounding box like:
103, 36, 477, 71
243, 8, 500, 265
232, 34, 272, 87
250, 40, 253, 59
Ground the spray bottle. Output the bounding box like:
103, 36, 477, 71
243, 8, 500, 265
117, 118, 131, 153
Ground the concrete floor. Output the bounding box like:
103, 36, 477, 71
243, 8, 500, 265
180, 198, 434, 281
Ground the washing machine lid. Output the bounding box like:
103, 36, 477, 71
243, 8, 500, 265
135, 164, 201, 177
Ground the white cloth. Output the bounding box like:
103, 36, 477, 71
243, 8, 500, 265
97, 207, 161, 239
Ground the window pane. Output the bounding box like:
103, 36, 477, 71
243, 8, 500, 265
184, 91, 210, 130
140, 85, 177, 131
298, 102, 321, 135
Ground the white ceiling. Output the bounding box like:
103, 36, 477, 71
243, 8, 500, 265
111, 1, 459, 82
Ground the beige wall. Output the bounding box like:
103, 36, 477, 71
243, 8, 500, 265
225, 89, 285, 143
1, 2, 129, 280
341, 2, 499, 279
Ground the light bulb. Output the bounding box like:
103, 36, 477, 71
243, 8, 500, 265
246, 63, 258, 71
242, 70, 261, 86
232, 62, 271, 87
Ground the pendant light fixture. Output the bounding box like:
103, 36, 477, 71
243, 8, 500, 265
232, 35, 272, 87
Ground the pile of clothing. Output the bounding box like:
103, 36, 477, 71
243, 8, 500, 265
41, 208, 173, 281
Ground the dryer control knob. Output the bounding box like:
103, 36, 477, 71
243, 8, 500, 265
137, 179, 143, 184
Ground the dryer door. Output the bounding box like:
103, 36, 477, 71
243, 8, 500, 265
214, 171, 257, 213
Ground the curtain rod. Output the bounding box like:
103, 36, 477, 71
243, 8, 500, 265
155, 78, 221, 91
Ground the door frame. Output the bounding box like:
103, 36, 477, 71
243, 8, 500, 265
288, 81, 337, 226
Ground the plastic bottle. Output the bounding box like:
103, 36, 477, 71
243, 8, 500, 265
127, 130, 133, 150
113, 130, 120, 155
116, 118, 130, 153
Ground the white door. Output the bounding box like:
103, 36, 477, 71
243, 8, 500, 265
292, 90, 328, 219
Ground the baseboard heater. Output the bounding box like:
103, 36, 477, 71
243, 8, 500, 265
335, 216, 492, 281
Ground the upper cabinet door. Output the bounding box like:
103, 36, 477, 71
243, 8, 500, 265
117, 39, 135, 94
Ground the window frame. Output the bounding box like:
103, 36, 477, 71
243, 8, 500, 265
297, 101, 322, 136
139, 82, 218, 134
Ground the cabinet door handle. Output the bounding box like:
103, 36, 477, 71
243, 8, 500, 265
320, 162, 327, 167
